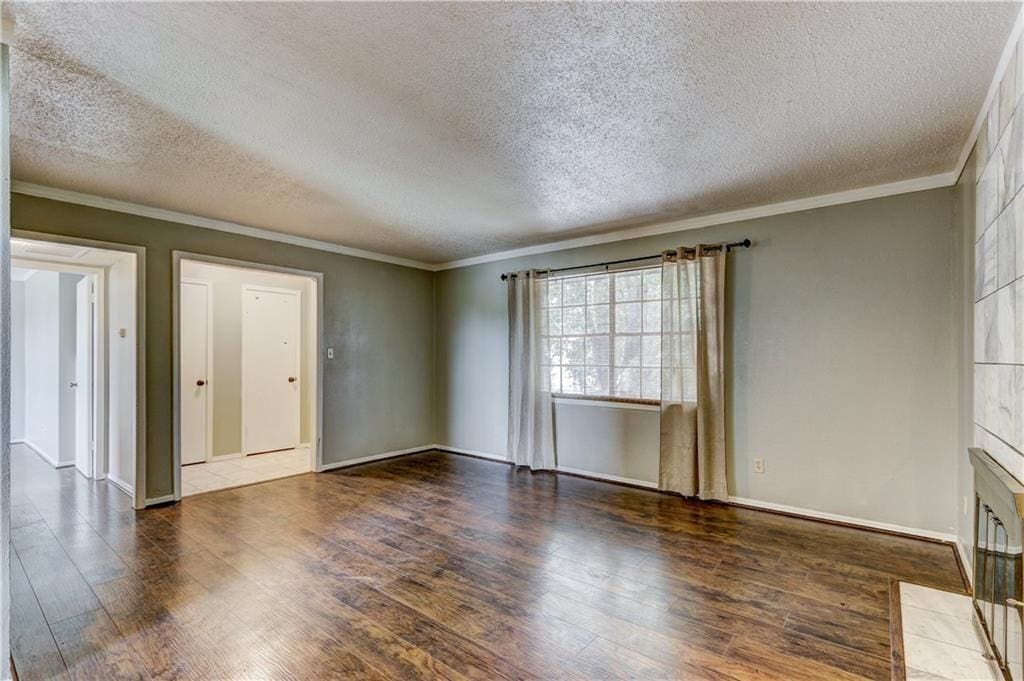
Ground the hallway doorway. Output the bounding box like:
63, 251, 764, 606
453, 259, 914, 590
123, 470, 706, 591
173, 253, 323, 497
9, 236, 141, 497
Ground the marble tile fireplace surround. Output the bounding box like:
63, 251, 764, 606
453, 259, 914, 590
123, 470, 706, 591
969, 18, 1024, 496
964, 20, 1024, 681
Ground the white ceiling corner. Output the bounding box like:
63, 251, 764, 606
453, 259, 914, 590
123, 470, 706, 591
953, 3, 1024, 180
4, 1, 1020, 266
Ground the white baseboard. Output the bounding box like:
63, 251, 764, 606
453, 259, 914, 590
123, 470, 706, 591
957, 539, 974, 587
431, 445, 658, 489
210, 451, 243, 461
107, 475, 134, 497
320, 445, 436, 471
156, 436, 962, 547
431, 444, 509, 463
18, 439, 74, 469
428, 450, 955, 542
207, 445, 310, 464
556, 466, 658, 489
728, 496, 958, 544
319, 444, 508, 472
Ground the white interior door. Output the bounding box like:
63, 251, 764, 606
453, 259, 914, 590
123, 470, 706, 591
181, 280, 211, 465
74, 278, 93, 477
242, 286, 300, 455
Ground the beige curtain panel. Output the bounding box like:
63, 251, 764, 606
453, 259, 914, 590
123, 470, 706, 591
506, 270, 556, 470
659, 245, 727, 500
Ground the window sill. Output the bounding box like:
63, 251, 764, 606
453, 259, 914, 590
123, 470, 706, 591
552, 395, 661, 412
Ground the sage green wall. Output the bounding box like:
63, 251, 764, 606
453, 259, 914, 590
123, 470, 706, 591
434, 188, 961, 535
12, 193, 435, 501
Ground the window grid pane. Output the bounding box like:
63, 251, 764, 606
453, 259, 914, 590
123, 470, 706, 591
541, 267, 664, 401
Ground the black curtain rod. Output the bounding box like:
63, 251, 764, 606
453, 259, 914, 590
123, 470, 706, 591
499, 239, 751, 280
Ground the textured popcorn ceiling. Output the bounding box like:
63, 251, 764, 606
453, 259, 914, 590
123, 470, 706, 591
3, 2, 1019, 263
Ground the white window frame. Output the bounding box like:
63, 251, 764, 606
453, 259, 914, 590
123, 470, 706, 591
541, 264, 663, 405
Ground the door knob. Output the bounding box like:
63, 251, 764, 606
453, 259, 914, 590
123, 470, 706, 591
69, 381, 78, 388
196, 380, 206, 387
288, 377, 297, 383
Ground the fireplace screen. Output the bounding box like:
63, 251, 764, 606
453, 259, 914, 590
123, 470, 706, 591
971, 448, 1024, 680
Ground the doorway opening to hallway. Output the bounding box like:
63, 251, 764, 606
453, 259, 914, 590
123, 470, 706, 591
9, 236, 140, 498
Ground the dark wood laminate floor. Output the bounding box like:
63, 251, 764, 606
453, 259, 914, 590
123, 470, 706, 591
11, 443, 965, 680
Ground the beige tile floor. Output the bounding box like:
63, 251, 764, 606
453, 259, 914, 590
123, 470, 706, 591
901, 582, 1006, 681
181, 447, 312, 496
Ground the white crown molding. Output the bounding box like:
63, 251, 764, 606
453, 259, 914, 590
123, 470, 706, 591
434, 171, 955, 270
953, 4, 1024, 182
11, 171, 964, 275
12, 172, 956, 275
11, 181, 436, 271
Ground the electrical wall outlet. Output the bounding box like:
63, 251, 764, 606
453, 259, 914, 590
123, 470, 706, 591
753, 458, 765, 474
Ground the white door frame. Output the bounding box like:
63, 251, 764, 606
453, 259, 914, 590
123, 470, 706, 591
240, 283, 301, 456
2, 38, 12, 681
179, 277, 214, 464
74, 275, 95, 478
11, 230, 147, 509
171, 251, 324, 502
13, 258, 104, 481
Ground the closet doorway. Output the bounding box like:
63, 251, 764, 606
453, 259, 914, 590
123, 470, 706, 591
173, 253, 323, 498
